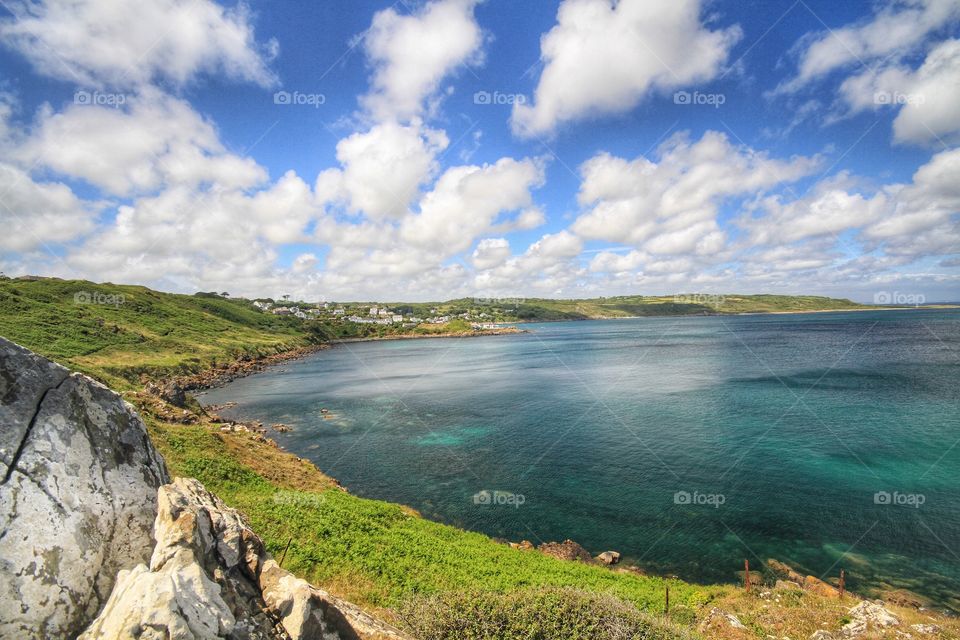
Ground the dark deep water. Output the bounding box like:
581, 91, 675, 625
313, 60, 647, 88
201, 309, 960, 609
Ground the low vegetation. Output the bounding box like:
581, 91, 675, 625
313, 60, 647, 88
397, 587, 699, 640
148, 422, 714, 621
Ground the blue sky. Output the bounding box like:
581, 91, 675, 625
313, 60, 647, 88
0, 0, 958, 302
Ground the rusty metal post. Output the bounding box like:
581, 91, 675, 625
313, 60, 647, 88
279, 537, 293, 568
839, 568, 845, 600
745, 559, 750, 592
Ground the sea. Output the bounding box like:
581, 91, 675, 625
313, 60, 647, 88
200, 309, 960, 609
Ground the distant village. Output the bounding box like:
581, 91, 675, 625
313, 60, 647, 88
250, 299, 502, 330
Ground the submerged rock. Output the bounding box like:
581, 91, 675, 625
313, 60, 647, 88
81, 477, 410, 640
0, 337, 169, 639
767, 558, 841, 598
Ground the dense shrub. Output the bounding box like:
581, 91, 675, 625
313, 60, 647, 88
397, 587, 700, 640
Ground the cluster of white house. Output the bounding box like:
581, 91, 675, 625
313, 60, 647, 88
250, 300, 497, 327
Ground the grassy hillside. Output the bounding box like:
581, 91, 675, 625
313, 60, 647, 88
311, 296, 866, 325
524, 294, 871, 318
371, 293, 870, 323
0, 277, 307, 389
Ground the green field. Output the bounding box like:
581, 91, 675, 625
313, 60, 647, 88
473, 294, 870, 321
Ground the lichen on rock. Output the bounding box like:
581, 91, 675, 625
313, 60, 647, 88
0, 337, 170, 639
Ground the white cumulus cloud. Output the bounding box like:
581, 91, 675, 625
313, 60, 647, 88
781, 0, 959, 91
360, 0, 484, 122
0, 0, 278, 88
316, 121, 449, 220
572, 131, 819, 253
511, 0, 741, 137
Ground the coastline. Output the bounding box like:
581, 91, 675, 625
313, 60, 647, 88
174, 328, 526, 393
177, 311, 957, 613
173, 342, 329, 392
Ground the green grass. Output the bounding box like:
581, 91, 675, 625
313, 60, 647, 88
150, 422, 718, 620
489, 294, 870, 321
0, 278, 307, 389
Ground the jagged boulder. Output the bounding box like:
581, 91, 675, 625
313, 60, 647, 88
538, 539, 594, 563
145, 380, 188, 408
81, 477, 410, 640
0, 337, 169, 638
841, 601, 900, 636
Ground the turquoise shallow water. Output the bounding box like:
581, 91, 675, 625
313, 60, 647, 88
201, 309, 960, 608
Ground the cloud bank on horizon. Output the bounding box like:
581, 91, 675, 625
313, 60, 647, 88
0, 0, 957, 302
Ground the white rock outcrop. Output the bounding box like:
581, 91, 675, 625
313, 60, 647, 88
81, 477, 410, 640
0, 337, 169, 638
841, 601, 900, 637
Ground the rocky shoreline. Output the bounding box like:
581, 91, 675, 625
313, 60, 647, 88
329, 327, 526, 343
169, 343, 329, 392
154, 328, 525, 394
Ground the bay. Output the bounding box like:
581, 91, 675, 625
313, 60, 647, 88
201, 309, 960, 609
